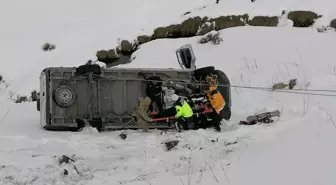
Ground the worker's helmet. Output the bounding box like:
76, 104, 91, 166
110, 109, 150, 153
205, 74, 219, 86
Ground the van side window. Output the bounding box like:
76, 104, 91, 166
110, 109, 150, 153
185, 50, 192, 68
180, 50, 191, 68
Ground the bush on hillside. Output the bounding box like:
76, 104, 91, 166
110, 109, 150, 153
330, 19, 336, 29
198, 30, 223, 45
197, 21, 215, 35
209, 14, 248, 30
30, 90, 39, 101
0, 75, 3, 83
248, 16, 279, 26
287, 11, 321, 27
15, 95, 28, 103
42, 42, 56, 51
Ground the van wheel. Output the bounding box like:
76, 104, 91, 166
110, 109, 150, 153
53, 85, 76, 108
75, 64, 102, 76
193, 66, 215, 81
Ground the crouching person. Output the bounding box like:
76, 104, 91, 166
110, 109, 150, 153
171, 94, 194, 132
205, 85, 225, 132
132, 97, 153, 132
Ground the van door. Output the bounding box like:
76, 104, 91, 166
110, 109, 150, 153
175, 44, 196, 70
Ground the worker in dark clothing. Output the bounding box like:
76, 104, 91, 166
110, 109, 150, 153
138, 72, 164, 113
187, 87, 208, 108
171, 94, 194, 132
187, 87, 210, 130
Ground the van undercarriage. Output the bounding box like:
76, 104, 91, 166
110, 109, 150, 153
37, 45, 231, 131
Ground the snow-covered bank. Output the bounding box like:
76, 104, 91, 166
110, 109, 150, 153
223, 77, 336, 185
1, 26, 336, 184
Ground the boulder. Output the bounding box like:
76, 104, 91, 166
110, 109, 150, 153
287, 11, 321, 27
120, 40, 133, 52
116, 46, 121, 54
137, 35, 151, 44
96, 50, 108, 61
181, 16, 202, 37
107, 49, 119, 59
152, 24, 182, 39
248, 16, 279, 26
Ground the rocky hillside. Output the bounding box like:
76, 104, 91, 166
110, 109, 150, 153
96, 10, 336, 65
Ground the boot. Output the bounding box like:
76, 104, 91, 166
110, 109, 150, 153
174, 122, 181, 132
214, 123, 221, 132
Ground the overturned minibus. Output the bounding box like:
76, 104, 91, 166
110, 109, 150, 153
37, 44, 232, 131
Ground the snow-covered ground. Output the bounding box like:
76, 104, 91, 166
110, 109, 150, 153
1, 0, 336, 184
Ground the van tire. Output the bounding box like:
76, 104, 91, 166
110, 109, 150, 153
53, 85, 76, 108
75, 64, 101, 75
193, 66, 215, 81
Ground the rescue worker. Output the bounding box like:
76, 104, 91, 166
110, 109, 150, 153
171, 94, 194, 132
138, 72, 164, 112
187, 87, 210, 130
204, 84, 225, 132
187, 86, 208, 108
132, 97, 154, 132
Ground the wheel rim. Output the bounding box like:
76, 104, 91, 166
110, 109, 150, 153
57, 89, 73, 104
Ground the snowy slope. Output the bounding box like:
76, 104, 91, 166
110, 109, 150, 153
128, 26, 336, 116
1, 26, 336, 184
1, 0, 336, 184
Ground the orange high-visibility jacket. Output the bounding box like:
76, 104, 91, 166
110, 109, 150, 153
206, 86, 225, 114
